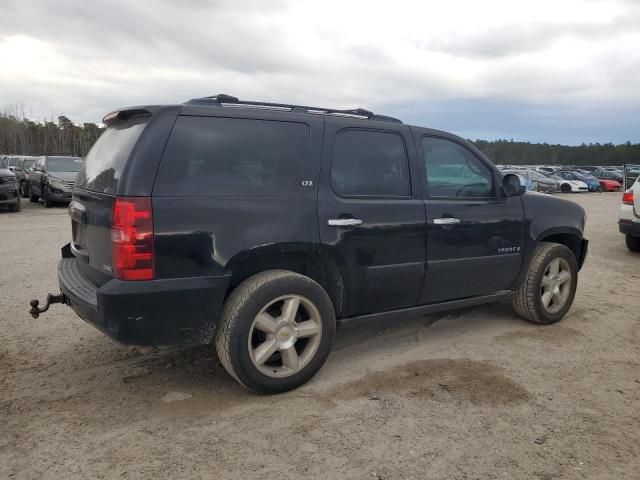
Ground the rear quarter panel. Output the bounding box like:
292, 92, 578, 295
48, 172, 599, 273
151, 111, 324, 279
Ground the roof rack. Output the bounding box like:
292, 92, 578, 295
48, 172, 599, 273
184, 94, 402, 124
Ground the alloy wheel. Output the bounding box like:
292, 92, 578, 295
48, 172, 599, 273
540, 258, 572, 313
248, 295, 322, 378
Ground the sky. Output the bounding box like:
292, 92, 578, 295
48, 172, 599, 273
0, 0, 639, 145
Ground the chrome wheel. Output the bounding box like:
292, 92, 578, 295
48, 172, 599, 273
540, 257, 572, 314
248, 294, 322, 378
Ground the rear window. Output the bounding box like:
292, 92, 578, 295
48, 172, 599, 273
46, 157, 83, 172
75, 116, 147, 194
153, 116, 309, 197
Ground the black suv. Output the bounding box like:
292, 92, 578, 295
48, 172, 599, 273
32, 95, 588, 393
28, 155, 83, 207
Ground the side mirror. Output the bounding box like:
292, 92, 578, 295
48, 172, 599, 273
502, 173, 526, 197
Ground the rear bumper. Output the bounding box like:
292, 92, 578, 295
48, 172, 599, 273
58, 253, 230, 346
619, 219, 640, 236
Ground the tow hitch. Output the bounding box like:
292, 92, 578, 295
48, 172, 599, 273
29, 293, 67, 319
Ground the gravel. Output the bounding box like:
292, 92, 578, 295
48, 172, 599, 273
1, 194, 639, 479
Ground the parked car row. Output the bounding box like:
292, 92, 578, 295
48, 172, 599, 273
497, 164, 625, 193
0, 154, 83, 212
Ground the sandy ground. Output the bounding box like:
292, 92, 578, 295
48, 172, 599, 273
1, 193, 639, 480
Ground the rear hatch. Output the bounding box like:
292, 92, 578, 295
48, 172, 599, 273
71, 114, 149, 286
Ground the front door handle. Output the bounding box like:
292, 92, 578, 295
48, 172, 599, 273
328, 218, 363, 227
433, 217, 461, 225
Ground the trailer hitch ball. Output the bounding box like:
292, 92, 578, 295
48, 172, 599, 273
29, 293, 66, 319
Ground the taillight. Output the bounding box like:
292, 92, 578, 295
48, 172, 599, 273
111, 197, 154, 281
622, 190, 634, 205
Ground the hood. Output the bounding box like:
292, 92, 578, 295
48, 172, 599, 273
600, 179, 620, 186
568, 180, 588, 188
0, 168, 15, 177
48, 171, 78, 182
537, 178, 557, 186
521, 191, 586, 237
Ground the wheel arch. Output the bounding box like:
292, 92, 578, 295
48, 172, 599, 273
536, 227, 584, 263
223, 243, 351, 319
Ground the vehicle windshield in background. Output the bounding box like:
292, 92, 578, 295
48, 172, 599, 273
47, 157, 83, 172
75, 116, 148, 194
624, 164, 640, 190
23, 159, 35, 170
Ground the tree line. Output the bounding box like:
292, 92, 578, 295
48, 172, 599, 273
1, 106, 639, 166
0, 106, 104, 157
472, 139, 640, 166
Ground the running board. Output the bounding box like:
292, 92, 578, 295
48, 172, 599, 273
340, 291, 513, 324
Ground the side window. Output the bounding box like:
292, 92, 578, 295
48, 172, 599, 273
155, 116, 309, 197
422, 137, 494, 198
331, 130, 410, 197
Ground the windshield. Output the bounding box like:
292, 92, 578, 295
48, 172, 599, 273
23, 159, 35, 170
47, 157, 83, 172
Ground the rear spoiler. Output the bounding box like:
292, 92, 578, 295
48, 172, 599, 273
102, 108, 152, 126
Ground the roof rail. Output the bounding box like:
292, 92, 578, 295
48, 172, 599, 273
184, 94, 402, 124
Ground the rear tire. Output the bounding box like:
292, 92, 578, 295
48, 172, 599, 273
626, 235, 640, 252
513, 242, 578, 325
215, 270, 336, 394
29, 185, 39, 203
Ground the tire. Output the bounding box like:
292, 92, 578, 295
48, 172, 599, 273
29, 185, 39, 203
20, 182, 29, 198
561, 184, 571, 193
43, 187, 53, 208
626, 235, 640, 252
215, 269, 336, 394
513, 242, 578, 325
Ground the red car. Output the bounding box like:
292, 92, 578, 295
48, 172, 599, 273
598, 178, 622, 192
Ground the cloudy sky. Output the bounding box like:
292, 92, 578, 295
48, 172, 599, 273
0, 0, 639, 144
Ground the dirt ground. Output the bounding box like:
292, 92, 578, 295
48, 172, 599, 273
1, 193, 639, 479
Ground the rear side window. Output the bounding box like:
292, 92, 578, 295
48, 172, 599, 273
75, 116, 148, 194
331, 130, 410, 197
154, 116, 309, 197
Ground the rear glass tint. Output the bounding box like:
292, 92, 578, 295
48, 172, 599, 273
75, 116, 148, 194
154, 116, 309, 197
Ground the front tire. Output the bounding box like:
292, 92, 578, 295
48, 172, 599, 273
42, 187, 53, 208
561, 184, 571, 193
513, 243, 578, 325
626, 235, 640, 252
215, 270, 336, 394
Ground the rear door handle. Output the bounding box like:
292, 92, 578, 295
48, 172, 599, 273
433, 217, 461, 225
327, 218, 363, 227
